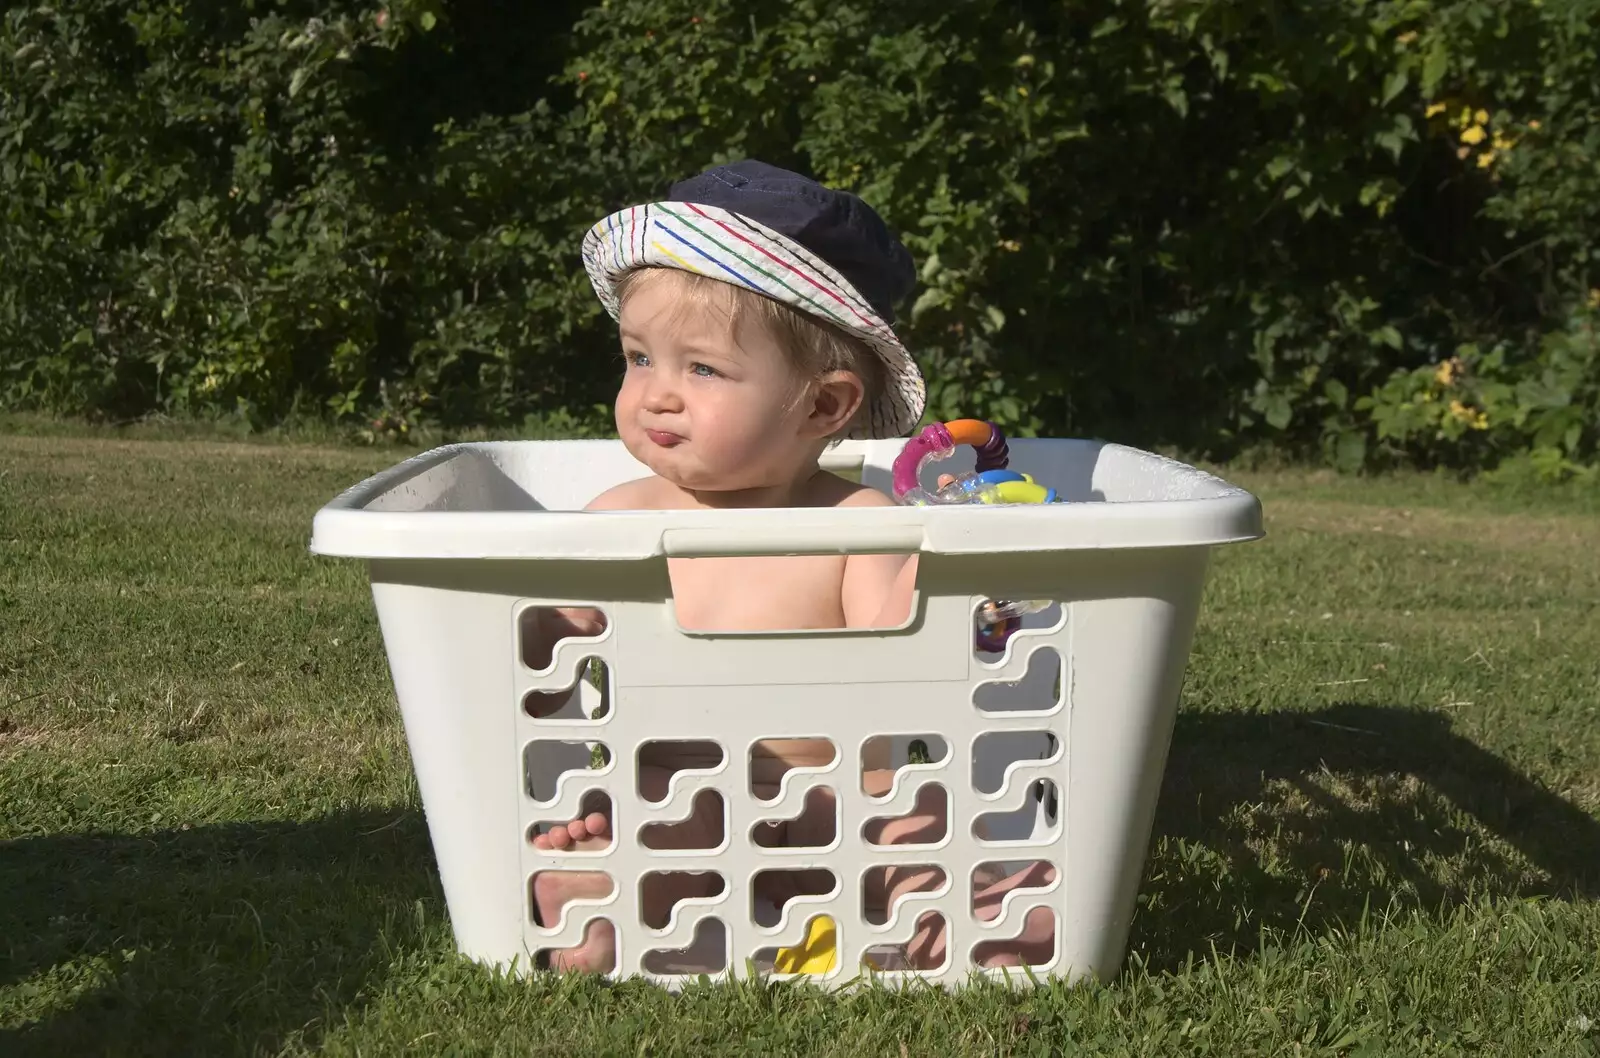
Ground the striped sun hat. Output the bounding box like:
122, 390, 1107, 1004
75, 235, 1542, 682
581, 161, 925, 440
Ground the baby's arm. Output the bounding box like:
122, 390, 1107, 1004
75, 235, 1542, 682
838, 487, 919, 628
536, 479, 660, 642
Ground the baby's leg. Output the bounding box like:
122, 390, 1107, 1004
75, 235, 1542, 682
969, 867, 1058, 967
746, 738, 849, 911
749, 779, 836, 916
531, 766, 723, 972
858, 768, 1057, 969
859, 769, 950, 964
531, 795, 617, 973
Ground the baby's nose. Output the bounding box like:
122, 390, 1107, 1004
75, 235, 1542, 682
641, 375, 683, 411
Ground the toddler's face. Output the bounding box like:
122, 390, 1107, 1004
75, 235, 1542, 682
614, 272, 814, 492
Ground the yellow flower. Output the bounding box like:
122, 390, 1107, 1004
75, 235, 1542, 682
1424, 102, 1447, 118
1474, 108, 1490, 125
1491, 132, 1515, 151
1460, 125, 1486, 145
1459, 106, 1474, 126
1397, 30, 1418, 45
1588, 288, 1600, 309
1527, 119, 1542, 130
1476, 150, 1497, 169
1446, 400, 1488, 429
1434, 358, 1461, 386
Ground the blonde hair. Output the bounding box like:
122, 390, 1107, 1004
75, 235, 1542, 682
614, 267, 885, 438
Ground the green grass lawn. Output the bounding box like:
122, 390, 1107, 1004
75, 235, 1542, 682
2, 427, 1598, 1056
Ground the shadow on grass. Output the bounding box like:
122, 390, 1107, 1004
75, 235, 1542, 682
1134, 702, 1600, 971
4, 705, 1597, 1051
0, 810, 443, 1056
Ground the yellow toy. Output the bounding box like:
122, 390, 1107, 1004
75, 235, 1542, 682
772, 914, 838, 974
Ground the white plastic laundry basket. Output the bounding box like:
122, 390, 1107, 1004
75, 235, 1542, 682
311, 438, 1262, 988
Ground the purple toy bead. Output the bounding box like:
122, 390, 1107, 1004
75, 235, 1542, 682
973, 421, 1010, 473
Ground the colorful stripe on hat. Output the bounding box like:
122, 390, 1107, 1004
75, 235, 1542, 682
582, 201, 925, 441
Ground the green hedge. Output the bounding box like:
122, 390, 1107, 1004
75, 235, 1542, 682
2, 0, 1597, 474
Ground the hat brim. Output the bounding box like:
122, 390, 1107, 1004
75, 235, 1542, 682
582, 201, 925, 441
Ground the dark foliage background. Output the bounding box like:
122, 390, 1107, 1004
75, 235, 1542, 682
3, 0, 1596, 473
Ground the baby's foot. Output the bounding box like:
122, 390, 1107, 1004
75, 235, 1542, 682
532, 811, 611, 851
532, 803, 616, 972
532, 878, 618, 973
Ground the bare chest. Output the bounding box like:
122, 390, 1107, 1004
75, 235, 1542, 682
666, 554, 848, 631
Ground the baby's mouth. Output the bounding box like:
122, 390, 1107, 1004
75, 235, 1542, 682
645, 429, 685, 448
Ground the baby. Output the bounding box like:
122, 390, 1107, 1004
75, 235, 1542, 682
529, 161, 1055, 973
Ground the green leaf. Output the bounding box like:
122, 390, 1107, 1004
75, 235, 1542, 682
1333, 431, 1368, 472
1164, 83, 1189, 118
1421, 41, 1449, 95
1381, 69, 1409, 107
910, 287, 947, 322
1374, 129, 1407, 161
1263, 394, 1293, 430
419, 11, 438, 32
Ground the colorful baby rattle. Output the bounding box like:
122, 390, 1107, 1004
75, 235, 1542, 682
891, 419, 1059, 507
891, 419, 1059, 653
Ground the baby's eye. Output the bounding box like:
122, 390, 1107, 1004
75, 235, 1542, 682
624, 351, 651, 369
690, 362, 719, 379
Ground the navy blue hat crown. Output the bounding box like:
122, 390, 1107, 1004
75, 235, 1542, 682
668, 160, 916, 325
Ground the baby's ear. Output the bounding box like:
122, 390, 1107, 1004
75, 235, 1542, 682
802, 371, 865, 439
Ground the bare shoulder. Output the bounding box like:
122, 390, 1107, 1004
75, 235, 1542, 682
808, 471, 899, 510
586, 476, 678, 511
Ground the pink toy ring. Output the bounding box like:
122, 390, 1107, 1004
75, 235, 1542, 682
891, 419, 1010, 503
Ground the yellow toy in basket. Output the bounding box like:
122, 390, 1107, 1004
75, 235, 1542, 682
772, 914, 838, 975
